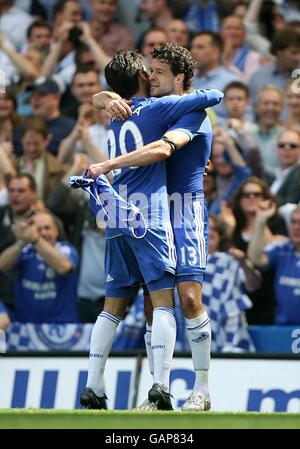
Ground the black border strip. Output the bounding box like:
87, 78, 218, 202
1, 351, 300, 360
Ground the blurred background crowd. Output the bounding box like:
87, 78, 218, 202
1, 0, 300, 353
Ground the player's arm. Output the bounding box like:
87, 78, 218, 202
88, 130, 190, 178
93, 91, 132, 117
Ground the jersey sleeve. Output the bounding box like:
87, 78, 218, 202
167, 110, 212, 140
156, 89, 223, 123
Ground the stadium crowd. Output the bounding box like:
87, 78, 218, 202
0, 0, 300, 354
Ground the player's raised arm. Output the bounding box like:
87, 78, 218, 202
159, 88, 223, 122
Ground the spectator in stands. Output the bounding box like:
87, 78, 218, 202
222, 81, 264, 178
221, 15, 262, 80
26, 19, 53, 54
0, 174, 44, 316
0, 31, 48, 116
248, 204, 300, 325
41, 1, 83, 85
233, 1, 248, 20
0, 0, 33, 51
62, 66, 102, 120
138, 0, 175, 30
0, 211, 78, 323
250, 85, 286, 176
57, 103, 108, 164
53, 0, 83, 38
249, 28, 300, 103
223, 82, 253, 131
202, 214, 258, 352
0, 89, 18, 192
27, 76, 75, 155
268, 128, 300, 207
244, 0, 286, 57
222, 176, 288, 324
0, 301, 10, 330
0, 31, 42, 83
184, 0, 227, 34
191, 31, 239, 121
209, 126, 251, 214
15, 116, 68, 201
140, 27, 168, 66
0, 174, 41, 230
166, 19, 190, 49
284, 79, 300, 132
15, 0, 47, 19
89, 0, 134, 56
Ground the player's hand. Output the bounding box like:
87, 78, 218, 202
106, 99, 132, 120
88, 162, 110, 178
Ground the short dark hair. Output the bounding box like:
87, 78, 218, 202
271, 28, 300, 54
152, 43, 196, 91
27, 19, 52, 40
224, 81, 249, 98
8, 173, 37, 192
192, 31, 224, 53
105, 50, 146, 99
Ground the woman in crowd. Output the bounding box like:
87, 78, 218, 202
222, 176, 288, 324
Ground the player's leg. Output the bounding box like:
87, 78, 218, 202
81, 294, 130, 409
177, 279, 211, 412
80, 236, 142, 409
129, 226, 177, 410
143, 292, 154, 379
174, 194, 211, 411
141, 274, 176, 410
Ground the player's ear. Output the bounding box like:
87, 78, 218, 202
139, 69, 149, 82
176, 73, 185, 84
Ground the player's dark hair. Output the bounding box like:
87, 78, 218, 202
152, 43, 196, 91
105, 50, 147, 99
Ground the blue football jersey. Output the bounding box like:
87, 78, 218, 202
107, 90, 222, 238
167, 110, 212, 194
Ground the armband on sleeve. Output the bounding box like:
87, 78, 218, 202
161, 136, 178, 154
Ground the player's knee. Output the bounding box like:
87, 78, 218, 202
180, 292, 202, 317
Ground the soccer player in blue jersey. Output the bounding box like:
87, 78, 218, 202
80, 48, 223, 411
89, 44, 223, 411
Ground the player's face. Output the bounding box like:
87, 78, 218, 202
149, 60, 176, 97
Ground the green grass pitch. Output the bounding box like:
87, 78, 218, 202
0, 410, 300, 429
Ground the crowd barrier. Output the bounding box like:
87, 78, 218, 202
1, 352, 300, 412
2, 323, 300, 353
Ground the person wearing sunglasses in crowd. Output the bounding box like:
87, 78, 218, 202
221, 177, 288, 325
